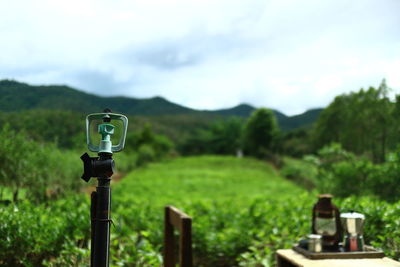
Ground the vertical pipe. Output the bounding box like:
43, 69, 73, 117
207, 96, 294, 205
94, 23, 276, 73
90, 192, 97, 267
93, 176, 111, 267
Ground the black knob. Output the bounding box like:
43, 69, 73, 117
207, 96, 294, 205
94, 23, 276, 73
81, 153, 96, 182
81, 153, 115, 182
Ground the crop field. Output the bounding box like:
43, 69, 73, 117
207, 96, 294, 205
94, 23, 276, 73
111, 155, 309, 266
2, 155, 400, 266
104, 156, 400, 266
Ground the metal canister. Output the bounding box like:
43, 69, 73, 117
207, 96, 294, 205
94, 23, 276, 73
307, 234, 322, 252
340, 212, 365, 251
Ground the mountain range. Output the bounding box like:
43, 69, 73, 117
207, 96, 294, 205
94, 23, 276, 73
0, 79, 322, 131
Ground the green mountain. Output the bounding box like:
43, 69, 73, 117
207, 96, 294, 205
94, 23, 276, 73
211, 104, 255, 117
0, 80, 198, 115
279, 108, 323, 131
0, 79, 322, 131
210, 103, 322, 131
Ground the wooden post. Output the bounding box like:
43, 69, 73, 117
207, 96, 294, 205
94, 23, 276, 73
164, 206, 176, 267
180, 217, 192, 266
163, 206, 193, 267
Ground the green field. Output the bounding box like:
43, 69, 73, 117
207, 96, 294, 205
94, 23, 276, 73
114, 155, 304, 204
110, 156, 311, 266
2, 155, 400, 266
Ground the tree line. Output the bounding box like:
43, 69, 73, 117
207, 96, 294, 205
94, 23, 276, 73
181, 79, 400, 163
314, 79, 397, 163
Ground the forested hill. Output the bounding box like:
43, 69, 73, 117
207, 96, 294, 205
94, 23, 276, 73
0, 79, 322, 131
0, 80, 198, 115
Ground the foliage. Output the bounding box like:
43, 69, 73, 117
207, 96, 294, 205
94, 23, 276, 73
278, 108, 323, 132
102, 156, 400, 265
125, 124, 174, 166
280, 128, 314, 157
280, 157, 318, 190
0, 120, 174, 203
0, 196, 90, 267
0, 109, 86, 149
243, 108, 280, 158
2, 156, 400, 266
109, 152, 137, 175
313, 80, 396, 163
180, 118, 244, 155
111, 156, 305, 266
0, 125, 82, 202
365, 147, 400, 202
292, 143, 400, 202
312, 143, 372, 196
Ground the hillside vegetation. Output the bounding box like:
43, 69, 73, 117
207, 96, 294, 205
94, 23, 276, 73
0, 79, 322, 132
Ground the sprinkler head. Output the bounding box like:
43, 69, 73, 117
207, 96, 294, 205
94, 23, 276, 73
86, 111, 128, 154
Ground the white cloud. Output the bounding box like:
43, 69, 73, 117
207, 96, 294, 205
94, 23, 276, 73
0, 0, 399, 115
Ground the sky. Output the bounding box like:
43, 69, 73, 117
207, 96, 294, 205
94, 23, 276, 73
0, 0, 399, 115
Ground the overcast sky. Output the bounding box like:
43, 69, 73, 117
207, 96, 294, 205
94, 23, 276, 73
0, 0, 399, 115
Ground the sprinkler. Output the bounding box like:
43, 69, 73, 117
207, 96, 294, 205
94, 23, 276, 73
80, 109, 128, 267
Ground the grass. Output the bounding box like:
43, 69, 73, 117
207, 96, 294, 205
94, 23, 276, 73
0, 155, 304, 206
111, 155, 310, 266
114, 155, 304, 205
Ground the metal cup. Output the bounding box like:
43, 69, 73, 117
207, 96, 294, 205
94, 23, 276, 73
308, 234, 322, 252
341, 212, 365, 251
341, 212, 365, 236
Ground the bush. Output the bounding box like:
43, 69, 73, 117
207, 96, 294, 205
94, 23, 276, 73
300, 143, 400, 202
368, 149, 400, 202
180, 118, 243, 156
0, 124, 83, 203
0, 196, 90, 266
310, 143, 372, 196
280, 157, 318, 190
125, 124, 174, 165
281, 129, 314, 157
136, 144, 156, 166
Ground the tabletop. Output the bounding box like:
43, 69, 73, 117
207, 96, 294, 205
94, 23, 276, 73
276, 249, 400, 267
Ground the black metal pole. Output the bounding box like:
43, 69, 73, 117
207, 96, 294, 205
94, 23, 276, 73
90, 192, 97, 267
84, 152, 114, 267
92, 175, 111, 267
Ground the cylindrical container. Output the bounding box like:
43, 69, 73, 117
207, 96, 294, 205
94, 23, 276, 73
341, 212, 365, 251
312, 194, 342, 251
307, 234, 322, 252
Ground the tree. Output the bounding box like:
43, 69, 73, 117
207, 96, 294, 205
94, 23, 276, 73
0, 125, 40, 202
124, 124, 173, 165
243, 108, 279, 158
179, 118, 243, 155
208, 118, 243, 155
281, 128, 313, 157
313, 79, 394, 163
